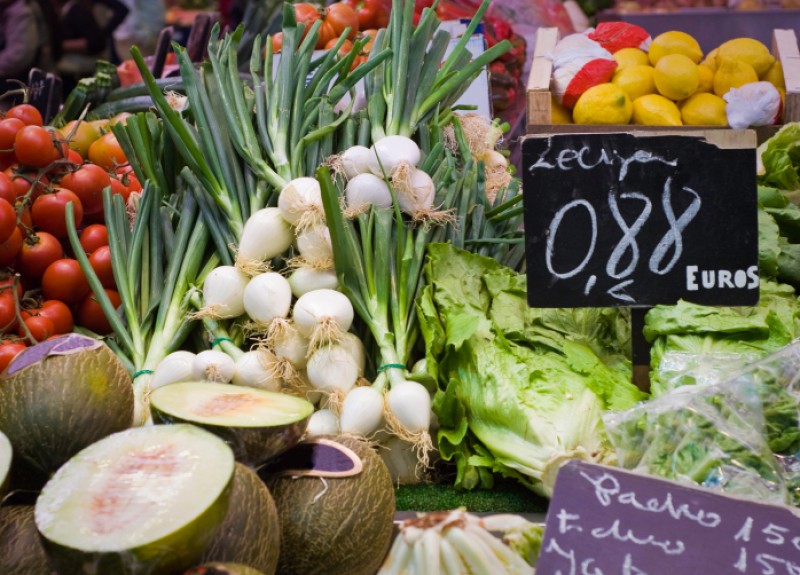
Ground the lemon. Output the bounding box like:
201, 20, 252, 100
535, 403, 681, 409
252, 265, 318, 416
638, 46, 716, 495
612, 65, 657, 101
696, 64, 714, 93
614, 48, 650, 70
700, 48, 719, 72
680, 92, 728, 125
716, 37, 775, 76
653, 54, 700, 101
762, 60, 785, 90
573, 83, 633, 125
632, 94, 682, 125
713, 57, 758, 96
551, 96, 573, 124
649, 31, 703, 65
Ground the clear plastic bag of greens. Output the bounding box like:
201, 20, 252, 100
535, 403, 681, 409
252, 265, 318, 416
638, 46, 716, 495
652, 350, 763, 396
604, 377, 790, 505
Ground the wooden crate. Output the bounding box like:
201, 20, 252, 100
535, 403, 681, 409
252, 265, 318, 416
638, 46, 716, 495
526, 27, 800, 135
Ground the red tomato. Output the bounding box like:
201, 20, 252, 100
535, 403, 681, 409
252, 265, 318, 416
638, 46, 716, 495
0, 227, 22, 267
3, 165, 48, 200
0, 172, 16, 204
89, 245, 115, 289
15, 202, 32, 232
0, 276, 23, 300
76, 288, 121, 334
18, 314, 55, 343
0, 198, 15, 243
58, 163, 110, 216
65, 148, 83, 165
294, 3, 322, 39
108, 176, 130, 205
0, 295, 18, 334
40, 299, 74, 334
342, 0, 389, 30
318, 3, 359, 47
31, 188, 83, 238
18, 231, 63, 280
115, 165, 141, 193
41, 258, 90, 304
0, 118, 24, 165
79, 224, 108, 254
5, 104, 43, 127
87, 131, 126, 170
271, 32, 284, 52
14, 125, 59, 169
0, 340, 26, 371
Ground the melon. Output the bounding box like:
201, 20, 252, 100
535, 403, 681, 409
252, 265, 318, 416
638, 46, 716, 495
35, 424, 235, 575
262, 435, 395, 575
0, 430, 10, 498
184, 563, 266, 575
150, 381, 313, 465
0, 505, 55, 575
200, 463, 280, 574
0, 334, 134, 488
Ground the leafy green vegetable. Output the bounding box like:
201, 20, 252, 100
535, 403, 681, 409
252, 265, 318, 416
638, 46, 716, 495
758, 122, 800, 191
420, 244, 645, 496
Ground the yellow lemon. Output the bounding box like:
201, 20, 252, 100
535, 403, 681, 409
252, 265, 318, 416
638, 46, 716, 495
573, 83, 633, 125
762, 60, 786, 90
649, 31, 703, 65
653, 54, 700, 101
612, 65, 657, 101
696, 64, 714, 93
679, 93, 728, 126
551, 96, 573, 124
716, 37, 775, 76
713, 57, 758, 96
614, 48, 650, 70
700, 48, 719, 72
632, 94, 682, 125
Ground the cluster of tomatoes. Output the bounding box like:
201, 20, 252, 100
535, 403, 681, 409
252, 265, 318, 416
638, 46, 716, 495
0, 103, 139, 368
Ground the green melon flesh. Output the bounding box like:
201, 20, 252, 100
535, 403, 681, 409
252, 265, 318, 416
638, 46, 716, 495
35, 424, 235, 575
150, 382, 313, 465
184, 563, 266, 575
0, 430, 10, 498
200, 463, 280, 574
0, 505, 55, 575
264, 435, 395, 575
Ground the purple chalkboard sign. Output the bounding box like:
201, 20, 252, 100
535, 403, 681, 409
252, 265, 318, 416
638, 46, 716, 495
538, 461, 800, 574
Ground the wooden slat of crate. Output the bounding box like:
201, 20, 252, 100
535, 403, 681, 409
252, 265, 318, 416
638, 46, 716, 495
527, 27, 800, 133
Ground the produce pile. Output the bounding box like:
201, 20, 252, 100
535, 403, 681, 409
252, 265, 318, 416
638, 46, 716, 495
547, 22, 787, 128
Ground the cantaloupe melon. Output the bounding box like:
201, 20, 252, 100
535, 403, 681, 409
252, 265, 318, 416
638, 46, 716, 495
150, 381, 313, 465
0, 505, 55, 575
262, 435, 395, 575
200, 463, 280, 574
35, 424, 235, 575
0, 334, 134, 488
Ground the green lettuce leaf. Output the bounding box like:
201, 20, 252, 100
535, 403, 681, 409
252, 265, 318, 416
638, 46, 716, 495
758, 122, 800, 191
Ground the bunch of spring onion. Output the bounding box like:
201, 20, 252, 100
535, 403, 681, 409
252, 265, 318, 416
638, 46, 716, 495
65, 112, 212, 425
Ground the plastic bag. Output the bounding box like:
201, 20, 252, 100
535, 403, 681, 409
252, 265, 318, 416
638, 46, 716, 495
587, 22, 651, 53
724, 81, 782, 129
548, 33, 617, 108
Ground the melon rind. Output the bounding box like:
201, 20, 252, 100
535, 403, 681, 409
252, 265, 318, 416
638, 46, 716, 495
263, 435, 396, 575
150, 381, 313, 466
35, 424, 235, 575
0, 430, 11, 498
184, 563, 267, 575
0, 335, 134, 488
200, 463, 280, 574
0, 505, 55, 575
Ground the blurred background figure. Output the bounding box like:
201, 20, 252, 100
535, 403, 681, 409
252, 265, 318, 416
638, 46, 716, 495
0, 0, 55, 82
113, 0, 166, 59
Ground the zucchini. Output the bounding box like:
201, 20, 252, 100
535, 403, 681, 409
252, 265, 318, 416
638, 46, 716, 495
88, 96, 157, 120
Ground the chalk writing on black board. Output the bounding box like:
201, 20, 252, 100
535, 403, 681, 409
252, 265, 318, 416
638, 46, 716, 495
522, 134, 758, 308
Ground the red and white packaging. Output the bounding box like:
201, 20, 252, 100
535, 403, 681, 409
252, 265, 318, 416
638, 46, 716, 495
724, 81, 782, 129
548, 33, 618, 108
587, 22, 651, 53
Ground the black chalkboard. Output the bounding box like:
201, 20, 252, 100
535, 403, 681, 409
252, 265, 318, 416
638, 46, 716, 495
27, 69, 62, 125
538, 461, 800, 575
522, 133, 758, 308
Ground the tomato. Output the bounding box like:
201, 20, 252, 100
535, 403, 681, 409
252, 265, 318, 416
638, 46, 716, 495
108, 176, 130, 204
0, 227, 22, 267
0, 118, 24, 165
79, 223, 108, 254
271, 32, 284, 52
115, 166, 141, 194
342, 0, 389, 30
3, 165, 48, 200
59, 163, 110, 215
5, 104, 43, 127
18, 231, 63, 280
294, 3, 322, 40
89, 245, 115, 289
31, 188, 84, 238
0, 198, 16, 244
18, 314, 55, 343
59, 120, 100, 159
0, 295, 18, 334
0, 276, 23, 300
15, 202, 32, 232
0, 340, 26, 370
40, 299, 74, 334
0, 173, 14, 205
87, 131, 126, 170
76, 289, 121, 334
42, 258, 90, 304
318, 3, 359, 47
14, 125, 59, 169
324, 38, 365, 70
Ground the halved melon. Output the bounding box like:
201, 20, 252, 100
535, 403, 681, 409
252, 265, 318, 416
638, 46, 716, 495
0, 505, 55, 575
150, 382, 313, 465
35, 424, 235, 575
0, 430, 10, 498
184, 563, 266, 575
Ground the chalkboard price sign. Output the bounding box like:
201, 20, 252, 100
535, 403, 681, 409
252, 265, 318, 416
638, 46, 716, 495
522, 133, 758, 308
538, 461, 800, 575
